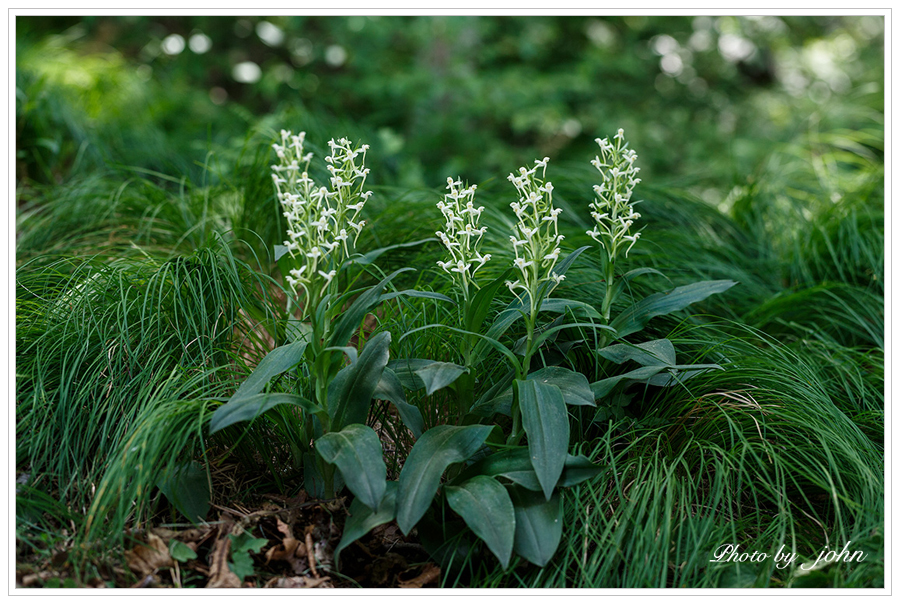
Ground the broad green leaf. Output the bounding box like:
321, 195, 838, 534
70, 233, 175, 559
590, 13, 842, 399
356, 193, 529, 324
590, 365, 668, 400
374, 367, 424, 438
169, 539, 197, 562
316, 424, 387, 512
558, 454, 606, 487
334, 482, 398, 570
342, 238, 435, 268
526, 366, 595, 406
387, 358, 432, 390
471, 365, 594, 418
611, 280, 737, 338
456, 449, 603, 492
229, 339, 308, 402
468, 392, 513, 418
157, 462, 210, 525
325, 345, 358, 366
415, 361, 468, 396
516, 380, 569, 500
330, 269, 412, 347
328, 331, 392, 430
228, 532, 268, 581
285, 319, 312, 344
510, 487, 563, 567
303, 452, 346, 500
210, 393, 319, 434
303, 452, 325, 500
396, 424, 493, 535
274, 244, 289, 261
598, 338, 677, 367
468, 371, 516, 418
384, 359, 467, 396
445, 476, 515, 569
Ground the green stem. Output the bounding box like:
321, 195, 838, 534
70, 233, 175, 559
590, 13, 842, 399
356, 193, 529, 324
508, 310, 536, 446
601, 255, 616, 324
599, 251, 616, 349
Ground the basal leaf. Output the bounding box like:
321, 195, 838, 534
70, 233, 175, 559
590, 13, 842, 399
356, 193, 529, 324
415, 361, 468, 396
598, 338, 677, 367
229, 339, 308, 402
210, 393, 318, 434
456, 449, 602, 492
645, 365, 723, 387
396, 425, 493, 535
386, 358, 431, 390
445, 476, 515, 569
316, 424, 387, 512
557, 454, 605, 487
516, 380, 569, 500
510, 486, 563, 567
526, 366, 595, 407
169, 539, 197, 562
334, 482, 398, 570
157, 461, 209, 525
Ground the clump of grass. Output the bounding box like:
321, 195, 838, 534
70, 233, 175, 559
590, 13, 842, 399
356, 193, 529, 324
462, 320, 882, 588
16, 239, 282, 536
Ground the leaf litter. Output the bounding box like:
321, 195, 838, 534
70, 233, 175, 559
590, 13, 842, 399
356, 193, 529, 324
17, 489, 436, 588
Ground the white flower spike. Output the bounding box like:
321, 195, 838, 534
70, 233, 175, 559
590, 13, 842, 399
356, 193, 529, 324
504, 157, 568, 312
271, 130, 372, 299
586, 128, 643, 260
435, 177, 490, 300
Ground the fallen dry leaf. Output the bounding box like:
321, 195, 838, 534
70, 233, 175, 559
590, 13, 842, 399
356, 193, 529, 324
125, 532, 173, 578
271, 576, 332, 588
206, 535, 240, 588
305, 530, 318, 578
398, 563, 441, 588
20, 571, 55, 587
264, 518, 306, 575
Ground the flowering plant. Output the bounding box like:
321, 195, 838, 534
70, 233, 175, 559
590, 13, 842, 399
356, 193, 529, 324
272, 131, 372, 301
435, 177, 491, 302
213, 130, 425, 508
586, 128, 644, 323
211, 127, 735, 574
505, 157, 566, 315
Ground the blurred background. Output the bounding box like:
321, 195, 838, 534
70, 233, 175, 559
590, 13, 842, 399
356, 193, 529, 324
16, 14, 884, 204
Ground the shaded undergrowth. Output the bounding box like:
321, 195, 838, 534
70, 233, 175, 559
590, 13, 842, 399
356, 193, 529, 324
15, 81, 883, 588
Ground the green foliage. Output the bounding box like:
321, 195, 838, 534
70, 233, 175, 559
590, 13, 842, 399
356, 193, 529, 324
396, 425, 494, 534
316, 424, 387, 512
227, 532, 268, 581
157, 462, 211, 525
169, 539, 198, 563
15, 14, 882, 589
